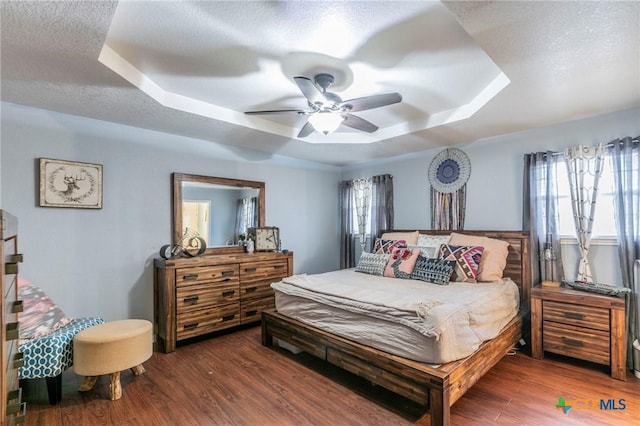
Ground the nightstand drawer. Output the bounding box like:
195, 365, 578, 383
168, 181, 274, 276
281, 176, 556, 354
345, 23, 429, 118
543, 300, 609, 331
543, 321, 610, 365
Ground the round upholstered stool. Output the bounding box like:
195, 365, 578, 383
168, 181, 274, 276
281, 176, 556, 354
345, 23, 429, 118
73, 319, 152, 400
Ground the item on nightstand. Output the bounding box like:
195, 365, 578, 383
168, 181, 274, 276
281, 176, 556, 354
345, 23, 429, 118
562, 280, 631, 297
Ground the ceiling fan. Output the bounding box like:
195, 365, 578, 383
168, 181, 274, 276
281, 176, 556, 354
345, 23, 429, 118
244, 73, 402, 137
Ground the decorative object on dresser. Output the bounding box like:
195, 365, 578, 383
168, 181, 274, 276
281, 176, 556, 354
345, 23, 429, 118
428, 148, 471, 231
254, 226, 280, 252
159, 228, 207, 260
531, 285, 627, 380
39, 158, 103, 209
154, 251, 293, 353
263, 229, 530, 425
2, 210, 26, 425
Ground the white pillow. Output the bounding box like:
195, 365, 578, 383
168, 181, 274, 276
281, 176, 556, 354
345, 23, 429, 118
415, 234, 451, 258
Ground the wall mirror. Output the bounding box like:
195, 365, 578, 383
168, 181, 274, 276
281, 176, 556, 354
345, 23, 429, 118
173, 173, 265, 255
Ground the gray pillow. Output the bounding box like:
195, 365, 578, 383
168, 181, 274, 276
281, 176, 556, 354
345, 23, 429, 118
410, 256, 456, 285
355, 252, 390, 276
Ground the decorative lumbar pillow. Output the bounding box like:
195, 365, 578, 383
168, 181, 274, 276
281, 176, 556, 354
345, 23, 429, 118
355, 252, 391, 276
414, 234, 451, 258
381, 231, 419, 246
384, 248, 420, 279
17, 277, 73, 340
373, 238, 407, 254
410, 256, 457, 285
449, 233, 509, 283
438, 244, 484, 283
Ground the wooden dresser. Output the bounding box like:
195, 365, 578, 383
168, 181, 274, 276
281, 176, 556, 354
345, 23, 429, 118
2, 210, 25, 424
154, 251, 293, 353
531, 285, 627, 380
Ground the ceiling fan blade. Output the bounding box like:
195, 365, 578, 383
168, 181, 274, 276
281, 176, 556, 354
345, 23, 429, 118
244, 109, 303, 115
294, 76, 327, 106
341, 93, 402, 112
297, 121, 315, 138
342, 113, 378, 133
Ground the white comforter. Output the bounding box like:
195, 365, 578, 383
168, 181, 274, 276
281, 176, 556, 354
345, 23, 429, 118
271, 269, 519, 343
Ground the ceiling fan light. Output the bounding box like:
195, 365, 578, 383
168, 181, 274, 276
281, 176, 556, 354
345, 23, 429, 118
308, 111, 344, 135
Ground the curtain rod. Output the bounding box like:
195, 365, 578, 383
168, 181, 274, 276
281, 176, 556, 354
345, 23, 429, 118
543, 136, 639, 157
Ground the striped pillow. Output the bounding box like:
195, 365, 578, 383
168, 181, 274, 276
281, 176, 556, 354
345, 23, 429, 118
410, 256, 456, 285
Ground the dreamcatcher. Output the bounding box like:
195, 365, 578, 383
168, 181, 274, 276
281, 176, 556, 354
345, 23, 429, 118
428, 148, 471, 230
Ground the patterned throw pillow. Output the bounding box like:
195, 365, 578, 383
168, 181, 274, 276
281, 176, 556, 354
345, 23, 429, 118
438, 244, 484, 283
384, 248, 420, 279
355, 252, 390, 276
17, 278, 73, 340
410, 256, 456, 285
372, 238, 407, 254
414, 234, 451, 258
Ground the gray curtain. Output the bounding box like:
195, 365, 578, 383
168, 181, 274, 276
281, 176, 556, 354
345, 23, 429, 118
608, 136, 640, 370
339, 180, 357, 269
523, 152, 565, 286
370, 174, 394, 252
564, 144, 606, 282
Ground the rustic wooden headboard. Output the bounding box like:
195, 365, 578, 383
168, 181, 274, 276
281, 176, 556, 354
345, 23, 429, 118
382, 230, 531, 308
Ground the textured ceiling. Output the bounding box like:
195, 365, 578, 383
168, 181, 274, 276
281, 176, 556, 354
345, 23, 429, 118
1, 1, 639, 166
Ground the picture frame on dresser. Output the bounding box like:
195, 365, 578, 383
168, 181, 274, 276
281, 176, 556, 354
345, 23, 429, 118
39, 158, 103, 209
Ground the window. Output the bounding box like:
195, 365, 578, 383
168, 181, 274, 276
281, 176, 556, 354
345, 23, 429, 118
556, 153, 632, 239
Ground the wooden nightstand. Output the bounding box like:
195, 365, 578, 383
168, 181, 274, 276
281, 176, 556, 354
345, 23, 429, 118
531, 285, 627, 380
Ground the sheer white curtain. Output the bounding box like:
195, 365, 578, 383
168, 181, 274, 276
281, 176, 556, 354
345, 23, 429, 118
352, 178, 371, 252
564, 144, 605, 282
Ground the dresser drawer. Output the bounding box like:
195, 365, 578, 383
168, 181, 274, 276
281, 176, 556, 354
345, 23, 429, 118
543, 321, 610, 364
176, 265, 239, 287
240, 260, 288, 282
176, 281, 239, 312
543, 300, 609, 331
177, 304, 240, 340
240, 297, 275, 324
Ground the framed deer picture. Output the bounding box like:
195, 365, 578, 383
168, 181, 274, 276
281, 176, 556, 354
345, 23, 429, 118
39, 158, 103, 209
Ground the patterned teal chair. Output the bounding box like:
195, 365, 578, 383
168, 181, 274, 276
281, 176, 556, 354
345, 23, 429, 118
17, 279, 104, 404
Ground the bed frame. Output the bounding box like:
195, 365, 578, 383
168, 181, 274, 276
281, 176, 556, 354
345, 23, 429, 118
261, 230, 530, 426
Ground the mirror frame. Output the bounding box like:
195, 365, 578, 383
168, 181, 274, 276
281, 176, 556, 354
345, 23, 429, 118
173, 172, 265, 255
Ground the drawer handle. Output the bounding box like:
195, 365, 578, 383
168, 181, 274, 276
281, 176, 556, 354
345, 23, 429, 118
12, 300, 24, 313
246, 287, 257, 293
564, 312, 584, 320
222, 278, 231, 282
245, 267, 257, 273
183, 322, 199, 330
245, 310, 258, 317
6, 322, 19, 340
13, 352, 24, 369
7, 387, 22, 403
222, 290, 235, 297
183, 296, 199, 304
6, 402, 26, 416
183, 273, 199, 280
274, 264, 285, 269
562, 337, 584, 347
222, 314, 235, 322
222, 270, 235, 276
5, 262, 18, 275
10, 253, 24, 263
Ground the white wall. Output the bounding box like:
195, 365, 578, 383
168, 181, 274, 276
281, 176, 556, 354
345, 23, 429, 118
341, 107, 640, 285
1, 102, 341, 321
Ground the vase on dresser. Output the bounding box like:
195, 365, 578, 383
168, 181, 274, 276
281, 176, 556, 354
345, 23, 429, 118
245, 239, 254, 253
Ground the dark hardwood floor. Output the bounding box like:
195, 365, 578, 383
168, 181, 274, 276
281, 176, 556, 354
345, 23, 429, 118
21, 325, 639, 425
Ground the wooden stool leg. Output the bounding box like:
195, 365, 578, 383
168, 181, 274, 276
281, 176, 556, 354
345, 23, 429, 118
131, 364, 146, 376
78, 376, 98, 392
109, 372, 122, 400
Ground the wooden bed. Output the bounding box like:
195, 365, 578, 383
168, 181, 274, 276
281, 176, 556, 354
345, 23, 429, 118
261, 230, 530, 426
